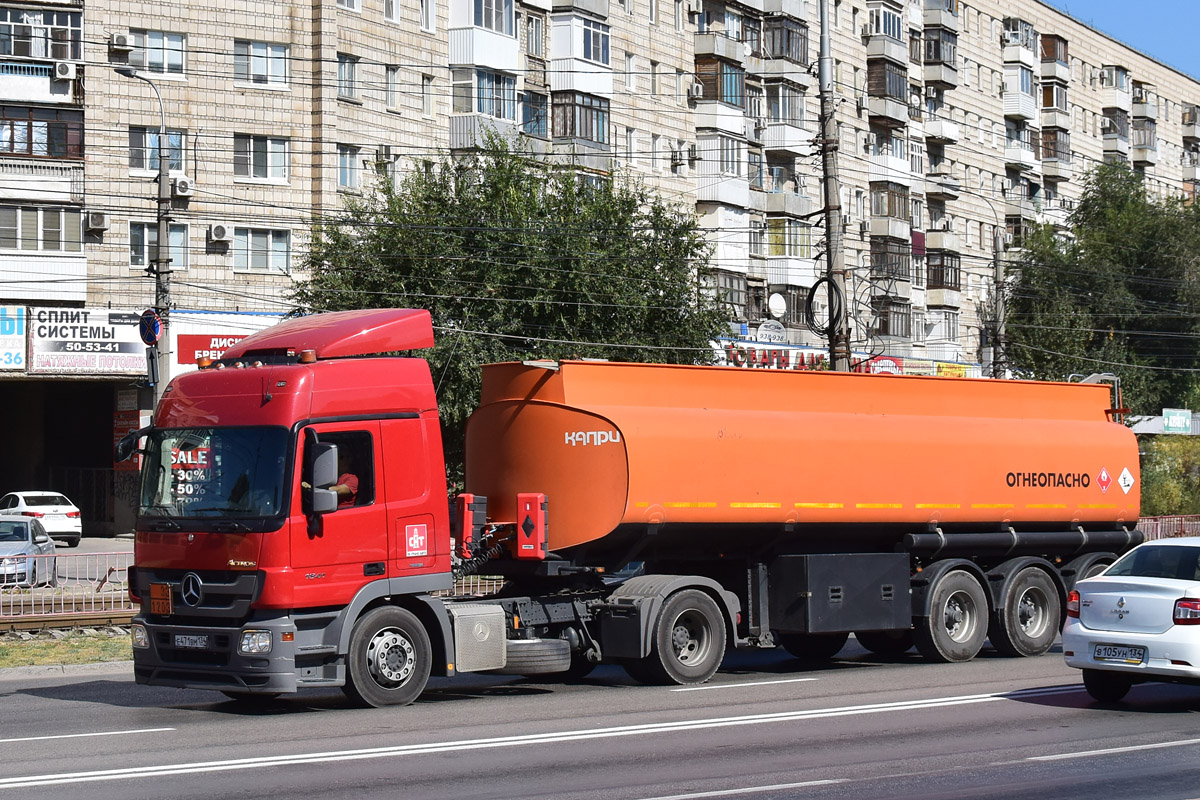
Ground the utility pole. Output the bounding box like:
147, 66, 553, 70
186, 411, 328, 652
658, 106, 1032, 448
991, 227, 1005, 379
818, 0, 852, 371
116, 67, 172, 404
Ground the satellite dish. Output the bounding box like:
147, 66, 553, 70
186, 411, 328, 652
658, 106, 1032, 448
768, 292, 787, 319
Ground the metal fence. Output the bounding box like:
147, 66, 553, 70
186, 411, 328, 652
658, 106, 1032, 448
1139, 515, 1200, 541
0, 551, 134, 622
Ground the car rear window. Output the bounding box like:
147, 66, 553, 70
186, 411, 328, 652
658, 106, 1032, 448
25, 494, 69, 506
1106, 545, 1200, 581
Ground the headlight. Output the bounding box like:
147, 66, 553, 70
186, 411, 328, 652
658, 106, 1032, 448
238, 630, 272, 655
1, 556, 18, 567
131, 624, 149, 649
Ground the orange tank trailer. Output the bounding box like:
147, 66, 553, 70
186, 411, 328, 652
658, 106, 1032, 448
466, 361, 1140, 558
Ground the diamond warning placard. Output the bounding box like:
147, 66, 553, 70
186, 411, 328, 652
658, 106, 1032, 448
1118, 467, 1135, 495
1097, 467, 1112, 494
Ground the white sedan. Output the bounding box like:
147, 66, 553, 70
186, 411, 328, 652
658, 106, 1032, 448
1063, 536, 1200, 702
0, 491, 82, 547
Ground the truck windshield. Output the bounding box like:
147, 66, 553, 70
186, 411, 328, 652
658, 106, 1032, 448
139, 427, 290, 519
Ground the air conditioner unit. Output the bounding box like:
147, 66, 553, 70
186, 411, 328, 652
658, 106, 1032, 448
856, 94, 867, 114
1002, 232, 1014, 247
52, 61, 76, 81
85, 211, 109, 232
859, 220, 870, 237
109, 31, 134, 51
687, 82, 705, 101
687, 143, 699, 162
670, 149, 685, 167
753, 116, 766, 132
841, 213, 852, 227
932, 218, 951, 231
209, 223, 234, 243
171, 175, 195, 197
860, 24, 872, 37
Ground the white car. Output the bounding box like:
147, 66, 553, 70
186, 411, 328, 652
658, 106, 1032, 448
1063, 536, 1200, 702
0, 492, 82, 547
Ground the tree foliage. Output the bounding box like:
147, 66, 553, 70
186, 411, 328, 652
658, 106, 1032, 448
1140, 435, 1200, 516
290, 136, 728, 486
1006, 163, 1200, 414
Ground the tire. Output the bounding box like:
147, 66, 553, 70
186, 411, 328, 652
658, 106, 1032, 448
638, 589, 727, 685
855, 629, 914, 656
562, 648, 599, 680
779, 631, 850, 661
989, 567, 1061, 657
492, 638, 572, 675
1082, 668, 1133, 703
343, 606, 432, 708
914, 570, 989, 663
63, 536, 80, 548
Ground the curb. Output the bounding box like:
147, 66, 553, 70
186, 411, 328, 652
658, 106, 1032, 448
0, 660, 133, 681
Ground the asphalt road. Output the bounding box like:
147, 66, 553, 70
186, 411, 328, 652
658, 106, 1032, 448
2, 640, 1199, 800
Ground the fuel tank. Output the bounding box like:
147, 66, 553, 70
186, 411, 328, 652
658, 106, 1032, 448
464, 362, 1140, 559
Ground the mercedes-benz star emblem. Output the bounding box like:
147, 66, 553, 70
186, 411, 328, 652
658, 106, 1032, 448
181, 572, 204, 607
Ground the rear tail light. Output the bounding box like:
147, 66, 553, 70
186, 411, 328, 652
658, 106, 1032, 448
1066, 590, 1080, 618
66, 511, 80, 518
20, 511, 44, 518
1174, 599, 1200, 625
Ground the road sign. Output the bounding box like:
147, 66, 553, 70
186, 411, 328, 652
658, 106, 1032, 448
139, 309, 162, 346
1163, 408, 1192, 435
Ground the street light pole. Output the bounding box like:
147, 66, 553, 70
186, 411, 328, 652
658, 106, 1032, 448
115, 67, 172, 405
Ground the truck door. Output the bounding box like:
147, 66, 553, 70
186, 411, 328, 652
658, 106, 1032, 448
379, 416, 445, 579
292, 422, 387, 604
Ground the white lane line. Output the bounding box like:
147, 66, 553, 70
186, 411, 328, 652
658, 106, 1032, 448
0, 728, 175, 745
636, 779, 845, 799
0, 687, 1080, 790
1028, 737, 1200, 762
671, 678, 819, 692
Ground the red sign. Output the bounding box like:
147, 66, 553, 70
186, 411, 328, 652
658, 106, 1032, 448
1097, 467, 1112, 494
112, 410, 144, 472
406, 523, 429, 557
178, 333, 249, 364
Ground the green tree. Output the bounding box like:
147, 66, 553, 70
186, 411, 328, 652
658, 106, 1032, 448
1006, 163, 1200, 414
291, 136, 728, 486
1140, 435, 1200, 516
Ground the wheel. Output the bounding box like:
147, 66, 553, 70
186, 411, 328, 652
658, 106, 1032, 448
63, 536, 80, 548
989, 567, 1061, 657
562, 648, 599, 680
779, 632, 850, 661
496, 638, 571, 675
343, 606, 431, 708
855, 629, 914, 656
637, 589, 726, 685
1082, 669, 1133, 703
1080, 560, 1111, 580
914, 570, 989, 663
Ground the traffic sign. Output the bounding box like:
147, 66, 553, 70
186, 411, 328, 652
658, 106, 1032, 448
139, 309, 162, 346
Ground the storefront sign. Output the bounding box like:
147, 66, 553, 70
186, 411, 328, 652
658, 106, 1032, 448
756, 320, 787, 344
29, 307, 145, 375
112, 410, 151, 472
0, 306, 25, 371
177, 333, 249, 364
721, 341, 827, 370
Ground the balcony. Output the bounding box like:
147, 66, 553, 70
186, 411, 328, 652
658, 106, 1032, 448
867, 95, 909, 127
0, 160, 84, 203
1184, 153, 1200, 182
0, 60, 80, 105
1184, 109, 1200, 142
762, 121, 813, 156
695, 102, 749, 137
758, 58, 815, 89
925, 162, 959, 199
924, 118, 959, 143
1004, 140, 1039, 171
695, 33, 745, 64
923, 2, 959, 32
869, 216, 911, 240
1100, 84, 1131, 113
764, 190, 813, 217
923, 61, 958, 89
1040, 59, 1069, 84
1003, 90, 1037, 121
449, 114, 520, 150
1041, 154, 1073, 182
745, 115, 766, 143
762, 0, 805, 17
925, 230, 958, 251
926, 287, 961, 308
863, 32, 907, 65
448, 27, 520, 72
869, 152, 912, 185
697, 177, 751, 207
1103, 133, 1130, 158
1132, 95, 1158, 121
765, 257, 819, 287
1041, 107, 1071, 131
1002, 40, 1036, 69
1132, 142, 1158, 166
552, 0, 608, 14
1042, 198, 1073, 229
1004, 194, 1037, 221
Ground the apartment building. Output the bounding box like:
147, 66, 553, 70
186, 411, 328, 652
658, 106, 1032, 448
0, 0, 1198, 529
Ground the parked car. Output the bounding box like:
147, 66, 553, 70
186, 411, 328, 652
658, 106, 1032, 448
0, 491, 82, 547
1063, 536, 1200, 702
0, 515, 57, 588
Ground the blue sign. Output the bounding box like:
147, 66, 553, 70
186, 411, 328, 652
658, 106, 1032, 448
139, 309, 162, 346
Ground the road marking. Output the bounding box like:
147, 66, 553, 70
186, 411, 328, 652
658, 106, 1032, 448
0, 728, 174, 745
671, 677, 819, 692
636, 779, 845, 799
0, 687, 1080, 790
1028, 736, 1200, 761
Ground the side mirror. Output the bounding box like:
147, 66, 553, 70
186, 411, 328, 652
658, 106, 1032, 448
115, 426, 152, 462
34, 534, 50, 545
303, 439, 339, 516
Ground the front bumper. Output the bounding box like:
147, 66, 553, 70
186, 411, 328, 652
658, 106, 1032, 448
1062, 618, 1200, 682
132, 612, 305, 694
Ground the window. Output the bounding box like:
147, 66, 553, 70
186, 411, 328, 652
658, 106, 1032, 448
130, 30, 185, 75
384, 0, 399, 21
1133, 118, 1157, 150
337, 54, 358, 99
526, 15, 544, 56
625, 53, 635, 92
1042, 128, 1070, 161
867, 60, 906, 101
870, 237, 911, 281
337, 0, 359, 8
767, 218, 811, 257
1019, 66, 1033, 96
744, 17, 761, 56
1042, 82, 1067, 111
582, 19, 610, 65
422, 75, 434, 115
0, 8, 82, 60
552, 92, 609, 145
129, 222, 187, 269
0, 205, 81, 252
923, 29, 956, 66
649, 0, 657, 24
926, 251, 960, 290
696, 58, 744, 105
650, 133, 660, 168
870, 182, 910, 220
872, 300, 911, 337
709, 270, 746, 317
521, 92, 548, 137
234, 40, 287, 85
338, 144, 360, 189
386, 66, 401, 108
1099, 65, 1128, 91
1040, 34, 1068, 65
764, 18, 808, 63
466, 69, 517, 119
867, 6, 902, 40
872, 127, 906, 159
234, 228, 290, 272
748, 151, 763, 188
717, 136, 742, 176
234, 134, 288, 179
650, 60, 659, 95
675, 0, 684, 31
0, 107, 83, 159
129, 126, 185, 172
475, 0, 514, 34
421, 0, 435, 30
724, 9, 742, 40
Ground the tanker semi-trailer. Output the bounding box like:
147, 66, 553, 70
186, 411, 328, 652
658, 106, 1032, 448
118, 308, 1142, 707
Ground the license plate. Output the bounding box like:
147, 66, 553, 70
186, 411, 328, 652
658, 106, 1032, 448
1094, 644, 1146, 664
174, 634, 208, 649
150, 583, 173, 616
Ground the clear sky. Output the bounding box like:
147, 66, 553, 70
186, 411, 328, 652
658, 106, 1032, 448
1039, 1, 1200, 80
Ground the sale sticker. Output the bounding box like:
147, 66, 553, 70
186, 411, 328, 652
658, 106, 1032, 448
406, 524, 428, 557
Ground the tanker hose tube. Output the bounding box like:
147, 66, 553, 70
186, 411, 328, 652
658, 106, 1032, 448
453, 537, 509, 579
